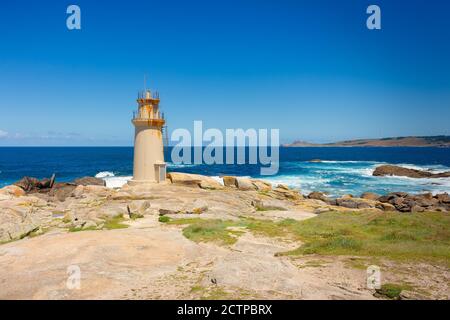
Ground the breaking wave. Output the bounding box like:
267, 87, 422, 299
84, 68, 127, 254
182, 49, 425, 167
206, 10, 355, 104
94, 160, 450, 196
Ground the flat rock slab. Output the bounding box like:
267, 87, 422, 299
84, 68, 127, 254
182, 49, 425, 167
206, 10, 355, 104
0, 223, 197, 299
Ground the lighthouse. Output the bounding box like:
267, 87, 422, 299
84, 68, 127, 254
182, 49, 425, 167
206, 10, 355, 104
129, 89, 167, 185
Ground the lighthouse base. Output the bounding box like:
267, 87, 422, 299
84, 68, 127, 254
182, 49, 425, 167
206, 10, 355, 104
127, 179, 169, 186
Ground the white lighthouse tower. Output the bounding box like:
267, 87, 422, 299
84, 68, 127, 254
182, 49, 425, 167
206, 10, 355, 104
129, 89, 167, 185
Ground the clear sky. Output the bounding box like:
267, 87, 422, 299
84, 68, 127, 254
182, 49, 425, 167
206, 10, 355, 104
0, 0, 449, 146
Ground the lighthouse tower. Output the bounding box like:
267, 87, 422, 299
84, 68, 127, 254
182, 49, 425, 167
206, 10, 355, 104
129, 89, 166, 185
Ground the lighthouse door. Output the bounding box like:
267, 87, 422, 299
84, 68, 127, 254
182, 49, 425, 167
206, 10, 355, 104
155, 163, 166, 182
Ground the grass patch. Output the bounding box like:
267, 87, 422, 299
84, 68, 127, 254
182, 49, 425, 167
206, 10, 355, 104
274, 211, 450, 265
200, 287, 230, 300
188, 283, 232, 300
69, 225, 97, 232
190, 285, 204, 293
181, 220, 243, 245
103, 215, 128, 230
129, 213, 144, 220
69, 215, 129, 232
166, 212, 450, 265
344, 257, 380, 270
159, 216, 171, 223
166, 218, 245, 245
376, 283, 412, 299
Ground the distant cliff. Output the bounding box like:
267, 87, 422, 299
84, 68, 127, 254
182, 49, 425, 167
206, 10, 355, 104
284, 136, 450, 147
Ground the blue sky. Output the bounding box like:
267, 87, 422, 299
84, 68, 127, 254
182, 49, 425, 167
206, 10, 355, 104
0, 0, 449, 146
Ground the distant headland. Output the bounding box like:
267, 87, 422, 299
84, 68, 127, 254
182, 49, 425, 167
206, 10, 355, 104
284, 135, 450, 147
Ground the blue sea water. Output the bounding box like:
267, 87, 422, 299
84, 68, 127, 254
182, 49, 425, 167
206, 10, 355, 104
0, 147, 449, 197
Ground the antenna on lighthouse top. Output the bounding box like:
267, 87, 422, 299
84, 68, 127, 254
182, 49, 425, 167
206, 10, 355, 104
143, 74, 147, 92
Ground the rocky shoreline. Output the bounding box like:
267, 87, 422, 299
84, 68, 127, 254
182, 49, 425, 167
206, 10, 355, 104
0, 172, 448, 244
373, 164, 450, 178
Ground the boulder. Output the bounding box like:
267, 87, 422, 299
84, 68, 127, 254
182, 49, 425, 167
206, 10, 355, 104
222, 176, 237, 188
167, 172, 222, 189
251, 179, 272, 192
71, 185, 111, 198
336, 197, 378, 209
373, 165, 450, 178
14, 174, 55, 192
375, 202, 396, 211
252, 199, 289, 211
235, 178, 257, 191
0, 196, 51, 242
199, 179, 223, 190
14, 176, 41, 191
336, 198, 360, 209
128, 200, 152, 215
314, 207, 333, 214
420, 193, 433, 200
158, 202, 184, 215
360, 192, 380, 201
271, 187, 303, 200
82, 221, 98, 230
74, 176, 106, 186
307, 191, 329, 202
411, 205, 425, 213
222, 176, 271, 191
48, 183, 77, 202
0, 185, 26, 197
435, 193, 450, 204
376, 191, 450, 213
39, 174, 56, 189
185, 199, 209, 214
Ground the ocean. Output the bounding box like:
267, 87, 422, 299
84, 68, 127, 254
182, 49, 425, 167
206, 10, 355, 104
0, 147, 449, 197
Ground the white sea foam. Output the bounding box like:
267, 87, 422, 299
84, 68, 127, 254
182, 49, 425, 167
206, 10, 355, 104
395, 163, 450, 173
210, 176, 225, 185
95, 171, 130, 188
103, 176, 132, 188
318, 160, 380, 164
93, 160, 450, 195
259, 160, 450, 196
167, 163, 197, 168
95, 171, 115, 178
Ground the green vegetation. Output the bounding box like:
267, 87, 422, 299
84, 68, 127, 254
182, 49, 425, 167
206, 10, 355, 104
297, 259, 328, 268
103, 215, 128, 230
129, 213, 144, 220
69, 215, 129, 232
164, 211, 450, 265
271, 211, 450, 265
201, 287, 231, 300
19, 227, 41, 239
188, 282, 256, 299
62, 216, 72, 224
163, 218, 245, 245
158, 215, 171, 223
69, 225, 97, 232
190, 285, 204, 293
181, 219, 243, 245
376, 283, 412, 299
188, 284, 231, 299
